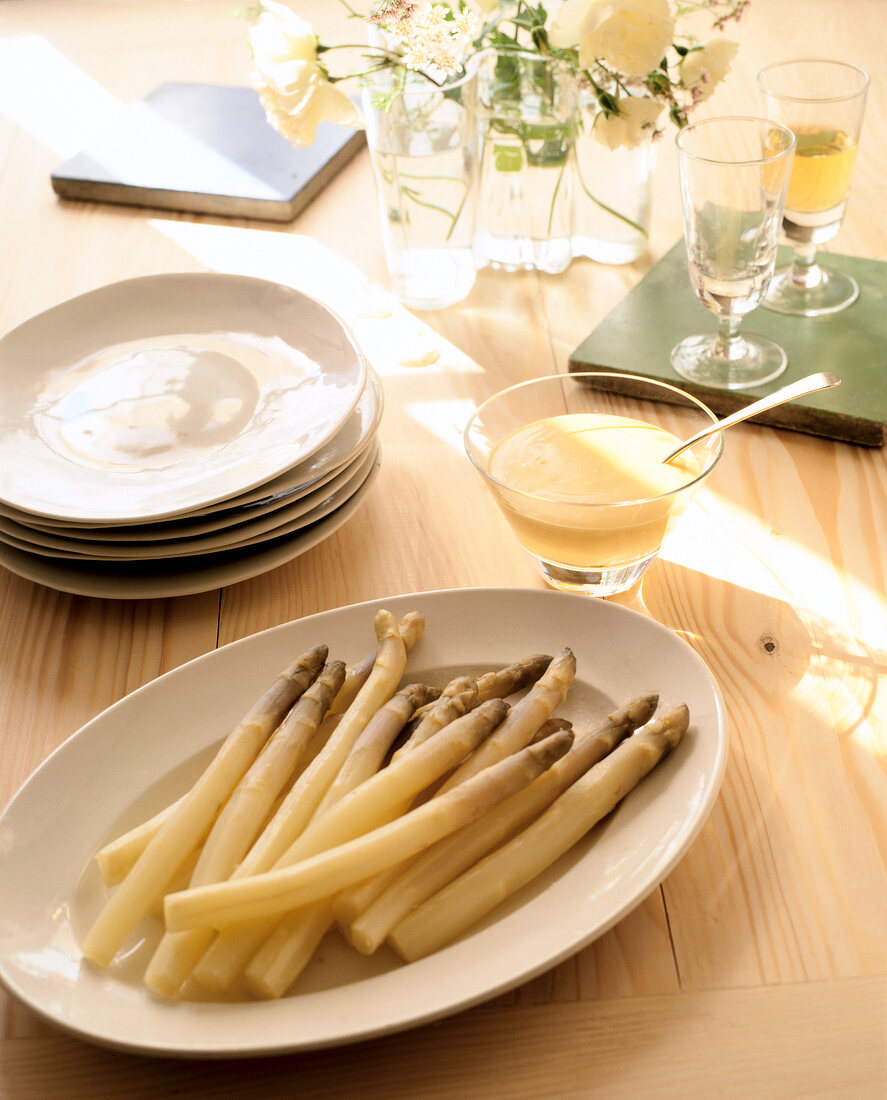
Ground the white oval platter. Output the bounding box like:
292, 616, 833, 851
0, 588, 727, 1057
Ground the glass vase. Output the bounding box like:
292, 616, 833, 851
474, 50, 578, 275
572, 102, 655, 265
361, 64, 479, 310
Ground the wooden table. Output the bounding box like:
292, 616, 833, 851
1, 2, 884, 1095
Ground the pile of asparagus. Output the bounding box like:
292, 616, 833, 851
81, 608, 688, 1000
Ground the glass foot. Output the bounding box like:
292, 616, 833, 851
534, 555, 656, 598
763, 265, 859, 316
670, 332, 787, 391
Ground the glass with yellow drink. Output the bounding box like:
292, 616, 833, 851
464, 373, 723, 596
758, 60, 869, 316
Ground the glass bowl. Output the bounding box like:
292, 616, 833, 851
464, 372, 724, 596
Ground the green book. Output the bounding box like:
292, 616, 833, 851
569, 240, 887, 446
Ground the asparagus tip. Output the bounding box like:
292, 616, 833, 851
652, 704, 690, 751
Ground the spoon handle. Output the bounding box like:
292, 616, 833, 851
662, 372, 842, 464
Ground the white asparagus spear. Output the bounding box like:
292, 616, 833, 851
388, 684, 478, 761
187, 612, 426, 993
239, 686, 500, 998
245, 901, 335, 999
313, 683, 438, 818
328, 651, 374, 717
474, 654, 554, 702
230, 611, 408, 878
80, 646, 328, 968
328, 611, 425, 716
95, 797, 187, 887
94, 662, 337, 886
97, 614, 425, 889
289, 613, 426, 786
192, 661, 346, 884
388, 705, 689, 963
190, 698, 510, 991
344, 695, 658, 955
164, 728, 574, 933
96, 771, 305, 889
147, 850, 200, 918
236, 684, 439, 999
435, 647, 576, 794
143, 659, 346, 996
391, 653, 553, 762
275, 698, 508, 869
247, 715, 577, 997
401, 671, 474, 713
331, 714, 574, 926
238, 683, 486, 997
96, 650, 555, 889
430, 673, 476, 702
283, 711, 342, 783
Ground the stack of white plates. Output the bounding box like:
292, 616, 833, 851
0, 274, 383, 599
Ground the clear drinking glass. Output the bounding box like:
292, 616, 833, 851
571, 89, 656, 265
670, 116, 796, 391
362, 63, 480, 311
757, 59, 870, 316
473, 49, 577, 275
463, 372, 724, 597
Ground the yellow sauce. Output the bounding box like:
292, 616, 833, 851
487, 413, 699, 570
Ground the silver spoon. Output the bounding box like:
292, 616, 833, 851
662, 372, 842, 464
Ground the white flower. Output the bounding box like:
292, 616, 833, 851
593, 95, 663, 148
377, 0, 479, 77
248, 1, 316, 71
550, 0, 676, 79
249, 2, 363, 147
680, 39, 739, 101
255, 67, 364, 147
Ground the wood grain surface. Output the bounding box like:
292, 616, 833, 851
1, 1, 884, 1096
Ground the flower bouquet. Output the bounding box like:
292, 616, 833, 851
473, 0, 747, 265
246, 1, 749, 299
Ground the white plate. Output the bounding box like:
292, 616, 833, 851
0, 442, 369, 547
189, 366, 383, 518
0, 455, 380, 599
0, 588, 727, 1057
0, 274, 367, 522
0, 367, 384, 531
0, 441, 379, 559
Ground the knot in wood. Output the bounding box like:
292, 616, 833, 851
759, 634, 778, 655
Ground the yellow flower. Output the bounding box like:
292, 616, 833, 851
593, 95, 663, 148
550, 0, 676, 79
248, 1, 363, 147
680, 39, 739, 101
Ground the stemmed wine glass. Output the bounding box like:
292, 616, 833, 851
670, 116, 796, 391
757, 59, 870, 316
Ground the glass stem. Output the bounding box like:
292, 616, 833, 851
788, 240, 823, 289
713, 315, 746, 361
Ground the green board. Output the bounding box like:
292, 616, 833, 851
569, 241, 887, 446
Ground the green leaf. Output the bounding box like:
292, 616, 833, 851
494, 144, 524, 172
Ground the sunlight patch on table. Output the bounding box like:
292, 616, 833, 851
402, 399, 477, 451
0, 36, 123, 158
149, 219, 484, 380
656, 489, 791, 601
660, 488, 887, 635
661, 487, 886, 754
